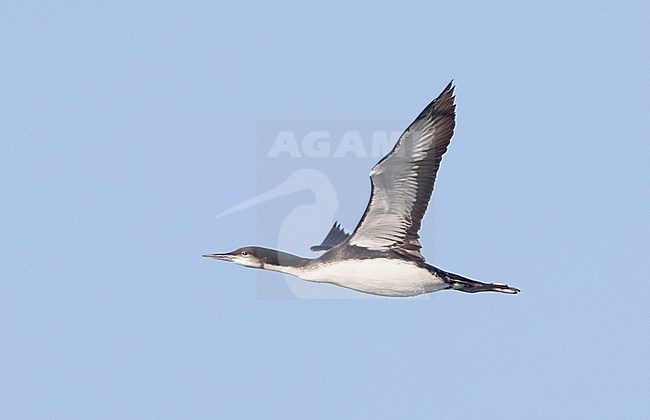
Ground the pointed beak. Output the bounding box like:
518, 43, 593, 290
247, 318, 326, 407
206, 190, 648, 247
203, 253, 232, 260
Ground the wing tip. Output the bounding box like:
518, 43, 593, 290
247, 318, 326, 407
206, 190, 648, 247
428, 80, 456, 118
445, 79, 455, 91
439, 80, 456, 103
310, 221, 350, 252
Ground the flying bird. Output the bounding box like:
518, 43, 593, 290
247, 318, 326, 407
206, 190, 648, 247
204, 82, 519, 297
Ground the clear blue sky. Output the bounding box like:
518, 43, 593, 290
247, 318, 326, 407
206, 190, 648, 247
2, 1, 649, 418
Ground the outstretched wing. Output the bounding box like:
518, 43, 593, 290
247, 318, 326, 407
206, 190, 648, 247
310, 222, 350, 251
348, 82, 456, 262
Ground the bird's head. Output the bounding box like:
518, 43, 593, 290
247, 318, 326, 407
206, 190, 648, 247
203, 246, 274, 269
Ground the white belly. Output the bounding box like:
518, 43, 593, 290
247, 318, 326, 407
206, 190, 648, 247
284, 259, 448, 297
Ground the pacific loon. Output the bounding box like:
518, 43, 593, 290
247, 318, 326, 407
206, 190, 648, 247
204, 82, 520, 297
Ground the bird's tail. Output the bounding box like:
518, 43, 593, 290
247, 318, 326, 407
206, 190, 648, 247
439, 269, 520, 294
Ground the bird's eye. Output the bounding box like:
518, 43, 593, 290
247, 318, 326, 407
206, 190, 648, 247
241, 251, 249, 256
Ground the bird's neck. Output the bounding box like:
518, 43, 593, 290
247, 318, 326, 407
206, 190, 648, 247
262, 250, 312, 275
